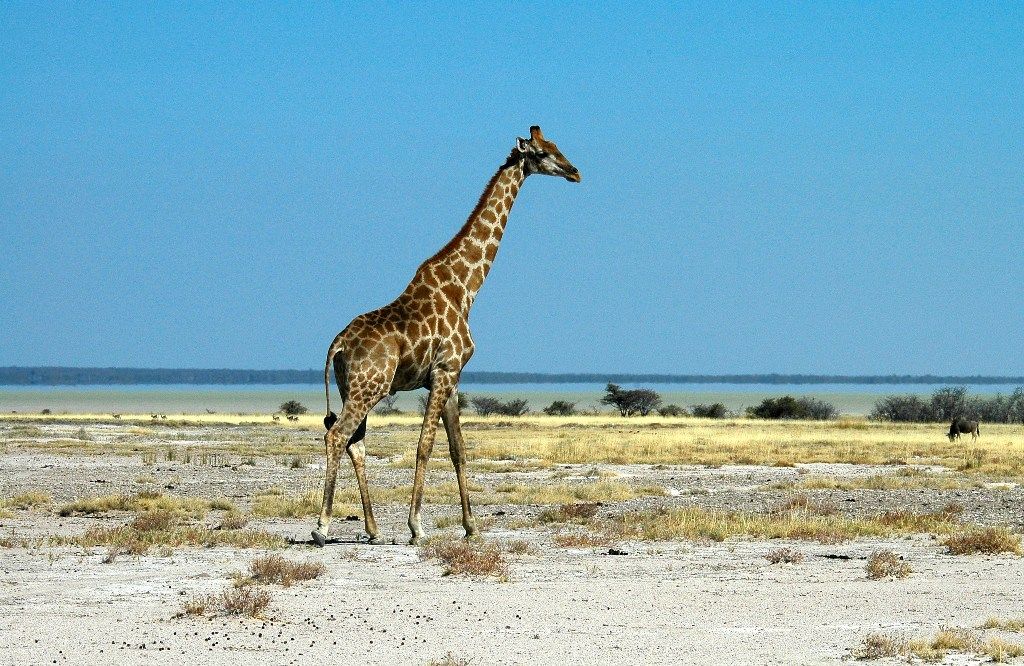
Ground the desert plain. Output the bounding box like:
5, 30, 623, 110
1, 414, 1023, 665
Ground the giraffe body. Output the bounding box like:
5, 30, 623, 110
314, 126, 580, 546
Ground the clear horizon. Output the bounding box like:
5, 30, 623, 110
3, 4, 1022, 374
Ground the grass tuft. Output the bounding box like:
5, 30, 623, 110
183, 587, 271, 619
853, 632, 905, 660
982, 617, 1024, 633
765, 547, 805, 564
243, 555, 326, 587
420, 536, 509, 580
538, 502, 600, 524
944, 527, 1022, 556
865, 549, 911, 579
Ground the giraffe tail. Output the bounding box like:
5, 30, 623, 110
323, 341, 341, 431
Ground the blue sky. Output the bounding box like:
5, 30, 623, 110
1, 3, 1022, 374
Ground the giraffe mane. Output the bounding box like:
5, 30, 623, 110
420, 148, 524, 268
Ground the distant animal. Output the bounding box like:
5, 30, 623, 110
151, 414, 159, 419
205, 409, 216, 414
286, 414, 299, 422
112, 414, 121, 419
948, 418, 980, 442
160, 415, 167, 420
272, 415, 281, 422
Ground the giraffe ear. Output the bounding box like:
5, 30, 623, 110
516, 137, 533, 153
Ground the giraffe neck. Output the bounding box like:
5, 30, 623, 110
410, 157, 527, 311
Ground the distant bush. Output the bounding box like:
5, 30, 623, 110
870, 386, 1024, 423
374, 395, 400, 416
600, 383, 662, 417
747, 396, 838, 420
416, 392, 469, 416
542, 400, 577, 416
656, 404, 687, 417
870, 394, 931, 422
690, 403, 728, 419
279, 400, 308, 416
470, 396, 529, 417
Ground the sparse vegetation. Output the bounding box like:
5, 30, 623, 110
865, 550, 911, 579
0, 490, 51, 511
538, 502, 600, 524
183, 586, 271, 619
982, 617, 1024, 633
542, 400, 577, 416
944, 527, 1022, 556
470, 396, 530, 417
57, 492, 235, 519
747, 395, 838, 420
610, 506, 959, 544
853, 632, 906, 660
765, 547, 804, 564
242, 555, 326, 587
690, 402, 728, 418
374, 395, 401, 415
420, 536, 509, 580
871, 385, 1024, 423
279, 400, 308, 416
600, 383, 661, 417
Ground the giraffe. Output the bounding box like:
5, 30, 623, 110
313, 125, 580, 547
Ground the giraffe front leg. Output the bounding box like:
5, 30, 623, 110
441, 389, 477, 540
408, 372, 456, 545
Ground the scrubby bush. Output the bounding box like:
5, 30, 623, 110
747, 396, 838, 420
542, 400, 577, 416
691, 403, 728, 419
470, 396, 529, 417
656, 404, 687, 417
374, 395, 401, 415
870, 394, 932, 422
416, 392, 469, 416
279, 400, 308, 416
870, 386, 1024, 423
600, 383, 662, 417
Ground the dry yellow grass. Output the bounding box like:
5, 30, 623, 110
57, 492, 236, 519
6, 413, 1023, 481
774, 468, 981, 491
609, 505, 959, 544
360, 414, 1024, 481
420, 536, 509, 580
0, 490, 51, 516
854, 628, 1024, 663
183, 586, 271, 619
865, 549, 912, 579
983, 617, 1024, 633
242, 555, 326, 587
944, 527, 1023, 555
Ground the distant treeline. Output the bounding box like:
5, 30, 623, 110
2, 367, 1024, 387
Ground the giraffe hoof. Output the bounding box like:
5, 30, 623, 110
311, 530, 327, 548
408, 536, 422, 546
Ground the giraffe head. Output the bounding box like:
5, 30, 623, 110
516, 126, 581, 182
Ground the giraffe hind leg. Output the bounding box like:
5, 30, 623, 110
313, 402, 373, 547
345, 416, 380, 542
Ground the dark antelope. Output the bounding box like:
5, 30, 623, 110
947, 418, 980, 442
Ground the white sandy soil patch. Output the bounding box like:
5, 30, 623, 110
1, 534, 1023, 665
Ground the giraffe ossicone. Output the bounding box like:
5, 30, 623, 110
312, 125, 580, 547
